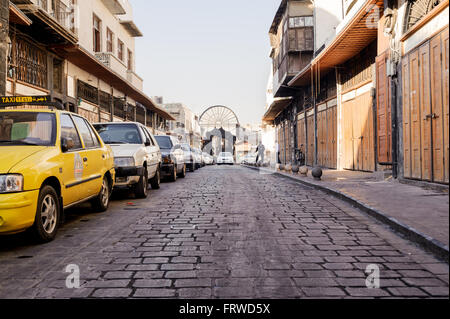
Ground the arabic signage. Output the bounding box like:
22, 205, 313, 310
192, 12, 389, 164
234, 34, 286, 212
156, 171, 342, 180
0, 96, 51, 106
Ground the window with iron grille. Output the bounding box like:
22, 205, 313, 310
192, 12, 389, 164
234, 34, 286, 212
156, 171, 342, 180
136, 106, 146, 125
126, 103, 136, 121
77, 80, 98, 105
114, 97, 125, 119
12, 37, 48, 89
146, 110, 154, 128
99, 90, 112, 112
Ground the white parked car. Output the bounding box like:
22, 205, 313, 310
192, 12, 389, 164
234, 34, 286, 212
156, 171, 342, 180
203, 152, 213, 165
217, 152, 234, 165
241, 154, 257, 165
93, 122, 161, 198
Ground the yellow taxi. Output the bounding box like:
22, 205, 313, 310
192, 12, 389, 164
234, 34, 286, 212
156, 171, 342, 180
0, 108, 115, 242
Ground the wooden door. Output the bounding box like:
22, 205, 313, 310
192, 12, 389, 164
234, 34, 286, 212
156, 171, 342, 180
326, 108, 333, 168
352, 99, 363, 170
409, 49, 422, 180
403, 55, 412, 178
317, 110, 326, 166
419, 43, 432, 181
443, 28, 449, 184
430, 33, 445, 183
376, 52, 392, 163
342, 92, 374, 171
331, 106, 338, 169
307, 115, 314, 166
361, 92, 375, 172
343, 99, 354, 170
298, 117, 306, 163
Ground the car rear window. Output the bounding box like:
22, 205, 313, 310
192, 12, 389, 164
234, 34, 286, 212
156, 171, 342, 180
155, 136, 173, 149
94, 124, 142, 145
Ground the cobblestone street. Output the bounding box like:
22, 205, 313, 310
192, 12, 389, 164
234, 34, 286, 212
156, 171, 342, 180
0, 166, 448, 299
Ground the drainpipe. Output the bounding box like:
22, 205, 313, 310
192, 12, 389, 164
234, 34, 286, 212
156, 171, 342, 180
312, 66, 318, 167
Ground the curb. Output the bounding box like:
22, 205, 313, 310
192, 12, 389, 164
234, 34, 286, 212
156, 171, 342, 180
243, 165, 449, 264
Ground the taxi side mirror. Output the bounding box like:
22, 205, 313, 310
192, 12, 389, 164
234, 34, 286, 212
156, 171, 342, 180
145, 139, 151, 147
61, 137, 74, 152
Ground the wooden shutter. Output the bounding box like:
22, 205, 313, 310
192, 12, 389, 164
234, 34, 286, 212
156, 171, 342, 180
376, 52, 392, 163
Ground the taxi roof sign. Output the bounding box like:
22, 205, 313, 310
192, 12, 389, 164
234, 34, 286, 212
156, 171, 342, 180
0, 96, 63, 110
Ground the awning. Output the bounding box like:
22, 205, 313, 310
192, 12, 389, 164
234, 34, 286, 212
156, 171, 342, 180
289, 0, 383, 87
9, 3, 32, 26
54, 45, 175, 121
262, 97, 293, 123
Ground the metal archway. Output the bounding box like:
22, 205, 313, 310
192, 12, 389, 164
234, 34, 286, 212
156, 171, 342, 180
199, 105, 240, 135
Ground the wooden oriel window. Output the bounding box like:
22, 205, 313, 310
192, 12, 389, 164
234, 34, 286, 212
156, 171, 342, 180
106, 28, 114, 53
118, 39, 124, 61
127, 49, 133, 71
93, 14, 101, 52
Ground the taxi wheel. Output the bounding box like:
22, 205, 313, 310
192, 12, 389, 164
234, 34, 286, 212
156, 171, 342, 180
150, 167, 161, 189
92, 176, 110, 212
30, 186, 60, 243
179, 164, 186, 178
135, 168, 149, 199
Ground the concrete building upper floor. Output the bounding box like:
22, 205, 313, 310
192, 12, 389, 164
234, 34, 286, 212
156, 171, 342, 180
12, 0, 143, 90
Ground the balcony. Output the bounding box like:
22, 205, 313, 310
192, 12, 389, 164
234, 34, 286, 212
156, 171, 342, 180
101, 0, 126, 15
13, 0, 78, 45
95, 52, 143, 90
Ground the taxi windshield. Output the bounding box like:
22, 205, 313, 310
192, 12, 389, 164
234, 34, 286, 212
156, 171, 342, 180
0, 112, 56, 146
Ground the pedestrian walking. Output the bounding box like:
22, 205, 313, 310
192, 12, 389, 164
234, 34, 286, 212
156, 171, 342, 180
256, 141, 265, 166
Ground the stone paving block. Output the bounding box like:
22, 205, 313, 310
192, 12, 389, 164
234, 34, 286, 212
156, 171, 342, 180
103, 271, 134, 279
84, 280, 131, 288
165, 271, 197, 279
388, 287, 429, 297
133, 289, 176, 298
133, 279, 172, 288
178, 288, 212, 298
294, 278, 338, 287
301, 287, 346, 297
92, 288, 132, 298
345, 288, 390, 297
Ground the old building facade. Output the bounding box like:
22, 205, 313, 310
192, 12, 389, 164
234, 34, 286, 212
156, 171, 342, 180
264, 0, 449, 185
163, 102, 202, 148
3, 0, 173, 131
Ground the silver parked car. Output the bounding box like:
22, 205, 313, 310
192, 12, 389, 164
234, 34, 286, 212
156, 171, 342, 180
155, 135, 186, 182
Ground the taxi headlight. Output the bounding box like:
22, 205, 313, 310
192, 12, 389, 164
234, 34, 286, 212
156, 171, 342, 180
114, 157, 135, 167
0, 175, 24, 193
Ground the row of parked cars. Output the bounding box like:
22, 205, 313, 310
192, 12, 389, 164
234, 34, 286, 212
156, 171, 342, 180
0, 108, 214, 243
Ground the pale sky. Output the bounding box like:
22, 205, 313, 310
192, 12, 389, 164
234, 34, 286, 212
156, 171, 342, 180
133, 0, 280, 124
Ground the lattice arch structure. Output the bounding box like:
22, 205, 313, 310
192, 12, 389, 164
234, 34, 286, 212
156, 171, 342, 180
199, 105, 240, 136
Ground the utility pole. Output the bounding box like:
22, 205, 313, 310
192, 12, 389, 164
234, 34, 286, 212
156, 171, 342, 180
0, 0, 8, 96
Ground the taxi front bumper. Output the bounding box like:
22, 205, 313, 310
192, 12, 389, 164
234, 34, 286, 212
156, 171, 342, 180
0, 190, 39, 234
